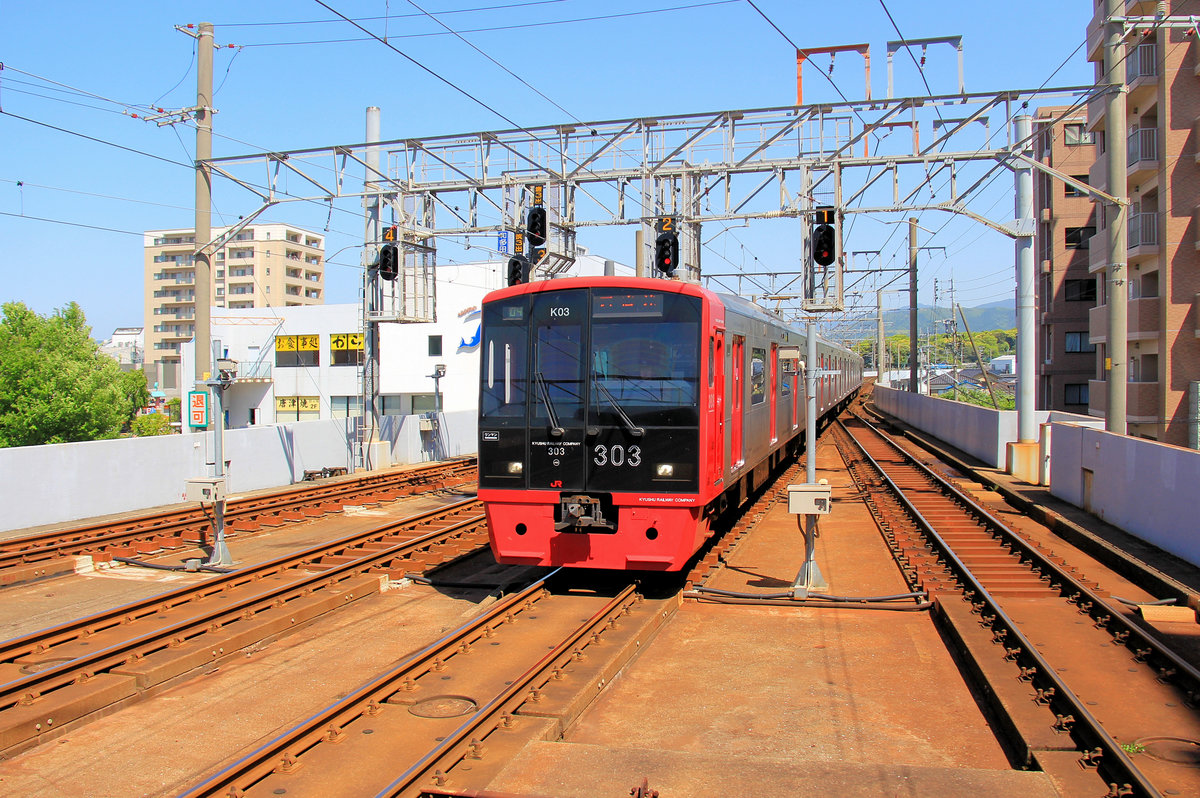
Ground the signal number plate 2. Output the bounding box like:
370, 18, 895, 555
593, 444, 641, 468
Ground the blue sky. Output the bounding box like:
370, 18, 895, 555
1, 1, 1096, 339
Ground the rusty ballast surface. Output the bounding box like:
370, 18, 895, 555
683, 457, 806, 594
0, 500, 488, 752
178, 578, 660, 798
0, 458, 477, 581
837, 417, 1163, 796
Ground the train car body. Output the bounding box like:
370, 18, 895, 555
477, 275, 861, 571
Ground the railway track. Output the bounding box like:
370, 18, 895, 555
0, 497, 491, 755
178, 575, 674, 798
834, 412, 1200, 797
0, 458, 477, 587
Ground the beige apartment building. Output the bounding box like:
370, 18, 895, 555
144, 223, 325, 393
1034, 107, 1101, 413
1084, 0, 1200, 446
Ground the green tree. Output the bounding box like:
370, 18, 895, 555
0, 302, 144, 447
949, 387, 1016, 410
130, 412, 173, 437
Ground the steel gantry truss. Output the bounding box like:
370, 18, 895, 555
201, 85, 1100, 320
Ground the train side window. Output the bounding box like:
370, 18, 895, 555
750, 348, 766, 405
708, 338, 714, 387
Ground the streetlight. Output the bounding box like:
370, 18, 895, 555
430, 364, 446, 414
427, 364, 447, 462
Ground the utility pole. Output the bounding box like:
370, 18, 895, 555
908, 217, 919, 393
193, 22, 214, 391
1104, 0, 1128, 434
876, 288, 887, 386
1015, 114, 1037, 443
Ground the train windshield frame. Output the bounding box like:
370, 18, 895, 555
479, 288, 702, 429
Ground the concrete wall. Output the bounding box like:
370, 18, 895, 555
874, 386, 1100, 468
1049, 425, 1200, 567
0, 410, 479, 534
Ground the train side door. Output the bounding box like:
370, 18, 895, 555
769, 342, 778, 444
710, 331, 725, 485
731, 335, 744, 467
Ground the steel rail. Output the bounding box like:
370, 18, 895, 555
0, 500, 486, 710
376, 583, 640, 798
846, 412, 1200, 701
836, 417, 1159, 796
0, 459, 476, 570
177, 572, 571, 798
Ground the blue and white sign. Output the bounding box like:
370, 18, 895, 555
497, 231, 509, 254
457, 309, 482, 353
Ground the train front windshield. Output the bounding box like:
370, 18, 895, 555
480, 289, 701, 426
589, 291, 700, 427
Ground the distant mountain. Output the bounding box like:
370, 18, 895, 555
974, 299, 1014, 310
881, 302, 1013, 336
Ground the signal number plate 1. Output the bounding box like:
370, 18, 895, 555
593, 444, 641, 468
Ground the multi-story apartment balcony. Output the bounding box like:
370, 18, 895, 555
153, 308, 195, 319
1127, 211, 1159, 264
1086, 9, 1105, 64
153, 273, 195, 286
1089, 303, 1106, 345
1087, 379, 1159, 421
1089, 296, 1162, 344
1087, 89, 1107, 133
152, 290, 195, 304
1127, 127, 1158, 184
1126, 44, 1159, 108
1089, 230, 1108, 274
1088, 156, 1107, 195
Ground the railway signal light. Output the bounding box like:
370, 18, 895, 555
506, 254, 530, 286
378, 243, 399, 281
812, 223, 835, 267
654, 232, 679, 275
526, 207, 547, 248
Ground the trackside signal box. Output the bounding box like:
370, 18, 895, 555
185, 477, 226, 503
787, 480, 832, 515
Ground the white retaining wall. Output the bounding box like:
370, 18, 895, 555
873, 386, 1099, 468
1049, 424, 1200, 567
0, 410, 478, 534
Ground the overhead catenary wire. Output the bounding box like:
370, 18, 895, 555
218, 0, 573, 27
237, 2, 739, 46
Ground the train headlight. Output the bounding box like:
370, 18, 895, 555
655, 464, 675, 477
507, 461, 524, 474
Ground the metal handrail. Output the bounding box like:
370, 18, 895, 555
1128, 211, 1159, 249
1127, 127, 1157, 164
1127, 42, 1158, 81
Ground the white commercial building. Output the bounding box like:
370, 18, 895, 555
181, 255, 631, 429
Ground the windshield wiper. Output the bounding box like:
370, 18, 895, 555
534, 372, 565, 437
594, 380, 644, 437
